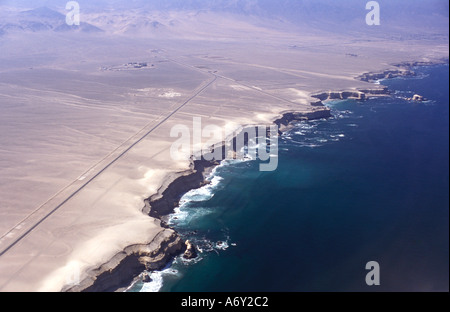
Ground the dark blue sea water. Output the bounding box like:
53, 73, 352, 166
134, 64, 449, 292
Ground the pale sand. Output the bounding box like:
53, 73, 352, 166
0, 14, 448, 291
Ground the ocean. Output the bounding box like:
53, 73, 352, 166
132, 64, 449, 292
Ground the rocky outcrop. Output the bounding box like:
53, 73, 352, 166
143, 158, 218, 219
357, 87, 390, 95
311, 86, 390, 103
274, 107, 332, 133
141, 272, 151, 283
358, 69, 415, 82
393, 60, 448, 68
183, 240, 198, 259
407, 94, 427, 101
342, 91, 366, 100
312, 91, 367, 101
304, 107, 333, 120
64, 229, 183, 292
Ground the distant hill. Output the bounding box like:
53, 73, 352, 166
20, 6, 66, 20
0, 6, 103, 36
1, 1, 447, 38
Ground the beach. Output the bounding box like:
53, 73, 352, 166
0, 4, 448, 292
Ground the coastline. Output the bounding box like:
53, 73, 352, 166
72, 59, 448, 292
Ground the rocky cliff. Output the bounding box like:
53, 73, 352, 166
274, 107, 332, 133
358, 69, 415, 82
143, 158, 218, 219
64, 229, 183, 292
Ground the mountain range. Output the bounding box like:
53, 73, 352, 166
0, 6, 102, 35
0, 1, 448, 38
